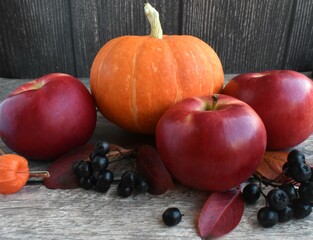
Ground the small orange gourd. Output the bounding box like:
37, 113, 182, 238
0, 154, 29, 194
90, 3, 224, 134
0, 153, 49, 194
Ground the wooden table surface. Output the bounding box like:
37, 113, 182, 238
1, 73, 313, 240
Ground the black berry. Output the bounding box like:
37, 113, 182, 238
242, 183, 261, 204
279, 183, 298, 202
287, 150, 305, 165
277, 206, 294, 222
287, 163, 311, 183
257, 207, 278, 228
292, 199, 312, 219
266, 189, 289, 211
91, 155, 109, 172
117, 183, 133, 198
72, 160, 85, 177
133, 175, 150, 193
299, 181, 313, 203
94, 170, 114, 192
121, 170, 137, 187
162, 207, 183, 226
94, 140, 110, 156
89, 151, 98, 161
73, 160, 92, 178
79, 177, 94, 190
95, 181, 111, 193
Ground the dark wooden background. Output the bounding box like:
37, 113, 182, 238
0, 0, 312, 78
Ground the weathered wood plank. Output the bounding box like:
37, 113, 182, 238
283, 0, 313, 71
0, 0, 75, 78
0, 32, 11, 78
182, 0, 294, 74
96, 0, 181, 41
0, 0, 312, 78
70, 0, 181, 77
70, 0, 101, 77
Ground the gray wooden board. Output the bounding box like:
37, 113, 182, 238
283, 0, 313, 71
70, 0, 181, 77
1, 73, 313, 239
0, 0, 312, 78
0, 0, 76, 78
182, 0, 294, 73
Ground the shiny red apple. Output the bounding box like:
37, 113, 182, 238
222, 70, 313, 150
0, 73, 97, 161
155, 94, 266, 192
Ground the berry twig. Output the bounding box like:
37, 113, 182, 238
253, 173, 284, 188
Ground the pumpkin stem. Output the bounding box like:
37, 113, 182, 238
144, 3, 163, 39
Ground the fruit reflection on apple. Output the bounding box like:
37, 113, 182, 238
222, 70, 313, 150
0, 73, 97, 161
156, 94, 267, 192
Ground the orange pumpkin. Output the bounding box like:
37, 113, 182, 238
0, 154, 29, 194
90, 3, 224, 134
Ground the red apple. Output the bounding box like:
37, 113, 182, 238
0, 73, 97, 161
155, 94, 266, 192
222, 70, 313, 150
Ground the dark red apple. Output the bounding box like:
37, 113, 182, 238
155, 94, 266, 192
0, 73, 97, 161
222, 70, 313, 150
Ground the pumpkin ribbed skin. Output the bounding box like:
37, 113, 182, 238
90, 35, 224, 134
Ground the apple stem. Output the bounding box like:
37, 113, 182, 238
29, 171, 50, 178
211, 94, 219, 110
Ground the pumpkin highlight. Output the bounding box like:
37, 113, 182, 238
90, 3, 224, 134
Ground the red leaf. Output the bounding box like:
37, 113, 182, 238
136, 144, 174, 195
256, 151, 289, 182
198, 188, 244, 239
44, 144, 94, 189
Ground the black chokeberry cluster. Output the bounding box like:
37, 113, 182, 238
72, 140, 150, 198
72, 140, 112, 192
242, 149, 313, 228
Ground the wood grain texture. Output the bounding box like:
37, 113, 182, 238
71, 0, 181, 77
0, 0, 313, 78
70, 0, 101, 77
1, 74, 313, 239
0, 28, 11, 78
0, 0, 75, 78
182, 0, 294, 73
283, 0, 313, 71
